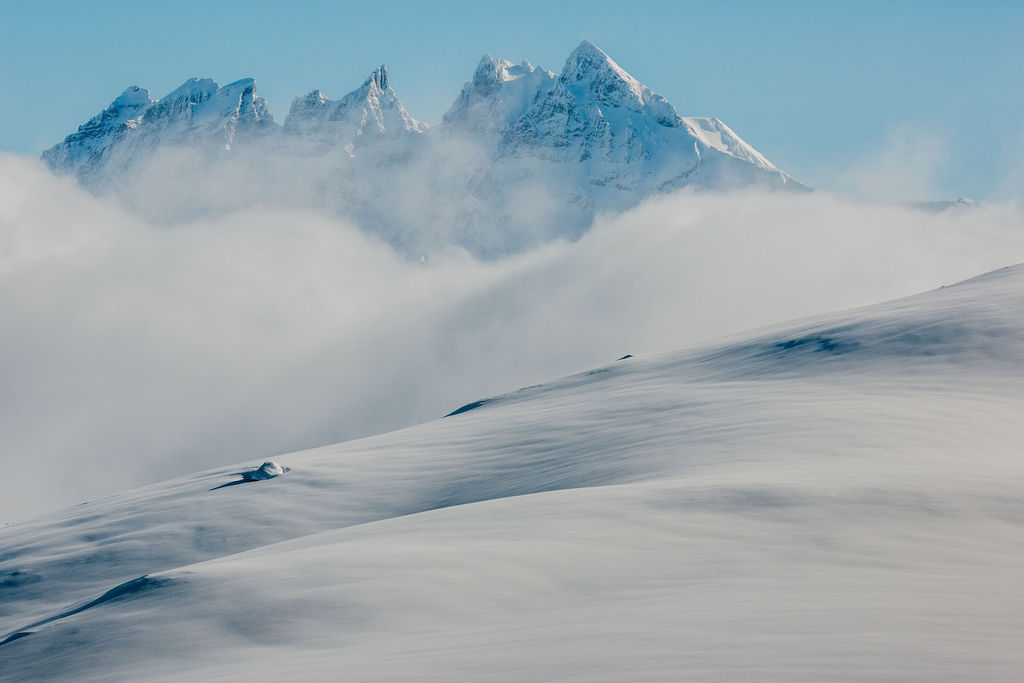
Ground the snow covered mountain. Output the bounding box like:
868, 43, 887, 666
442, 56, 556, 134
284, 65, 427, 153
2, 263, 1023, 679
42, 78, 275, 190
484, 40, 799, 216
41, 41, 805, 254
912, 196, 982, 212
500, 41, 787, 185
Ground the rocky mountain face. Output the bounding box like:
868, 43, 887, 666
43, 78, 275, 190
491, 41, 800, 205
42, 41, 805, 255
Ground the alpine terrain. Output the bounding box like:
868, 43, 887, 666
41, 41, 805, 256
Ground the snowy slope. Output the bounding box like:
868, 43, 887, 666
2, 264, 1024, 680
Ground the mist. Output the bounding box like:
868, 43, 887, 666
2, 151, 1023, 521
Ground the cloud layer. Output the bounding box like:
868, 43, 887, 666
2, 153, 1023, 520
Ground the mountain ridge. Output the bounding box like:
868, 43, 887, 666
41, 41, 807, 255
44, 40, 800, 186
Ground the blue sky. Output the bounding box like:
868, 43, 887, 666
2, 0, 1021, 200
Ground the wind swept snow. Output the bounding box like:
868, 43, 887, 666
2, 265, 1024, 680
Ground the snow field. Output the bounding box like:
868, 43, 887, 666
2, 265, 1024, 679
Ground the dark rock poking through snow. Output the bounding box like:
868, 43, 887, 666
444, 399, 491, 417
210, 461, 289, 490
248, 461, 289, 480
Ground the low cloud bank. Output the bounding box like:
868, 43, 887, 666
2, 153, 1023, 520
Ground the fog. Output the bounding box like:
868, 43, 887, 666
2, 151, 1023, 521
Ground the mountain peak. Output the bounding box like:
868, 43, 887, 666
221, 78, 256, 92
572, 39, 604, 58
162, 77, 220, 103
474, 54, 503, 78
544, 40, 683, 128
561, 40, 628, 83
364, 65, 389, 92
442, 54, 555, 130
283, 64, 425, 142
470, 55, 548, 86
112, 86, 152, 108
42, 43, 801, 234
41, 75, 276, 185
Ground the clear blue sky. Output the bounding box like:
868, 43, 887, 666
2, 0, 1022, 200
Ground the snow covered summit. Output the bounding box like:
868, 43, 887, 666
556, 39, 682, 125
41, 77, 275, 189
499, 40, 796, 193
41, 41, 805, 254
442, 55, 556, 133
284, 65, 427, 151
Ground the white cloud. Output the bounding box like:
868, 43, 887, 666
812, 124, 951, 202
2, 152, 1023, 520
